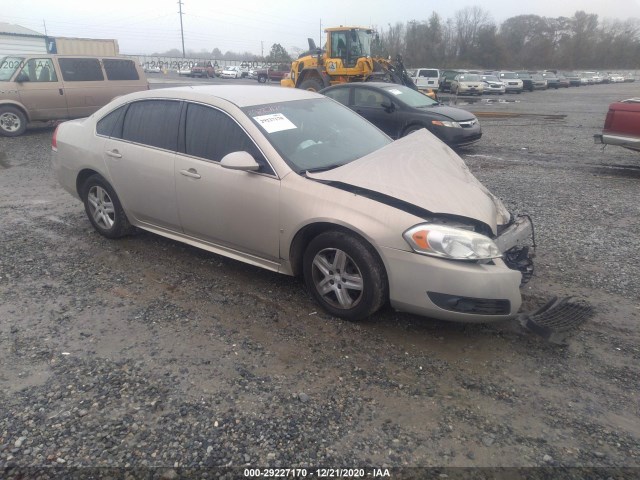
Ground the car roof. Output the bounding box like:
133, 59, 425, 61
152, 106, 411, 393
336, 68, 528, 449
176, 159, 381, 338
322, 82, 410, 90
115, 85, 323, 108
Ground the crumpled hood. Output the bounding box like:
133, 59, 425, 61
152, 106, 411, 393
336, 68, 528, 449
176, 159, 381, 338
307, 130, 510, 234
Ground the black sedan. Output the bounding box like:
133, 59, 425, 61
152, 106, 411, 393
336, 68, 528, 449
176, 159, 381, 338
320, 83, 481, 147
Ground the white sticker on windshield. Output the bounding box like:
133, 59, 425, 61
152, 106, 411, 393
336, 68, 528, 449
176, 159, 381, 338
253, 113, 297, 133
388, 88, 403, 95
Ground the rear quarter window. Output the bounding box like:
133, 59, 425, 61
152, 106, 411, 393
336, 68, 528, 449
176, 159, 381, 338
58, 58, 104, 81
96, 105, 127, 137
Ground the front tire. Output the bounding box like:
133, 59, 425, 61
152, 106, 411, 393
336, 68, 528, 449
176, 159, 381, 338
81, 174, 133, 239
299, 78, 324, 92
0, 106, 27, 137
258, 75, 267, 83
303, 231, 388, 321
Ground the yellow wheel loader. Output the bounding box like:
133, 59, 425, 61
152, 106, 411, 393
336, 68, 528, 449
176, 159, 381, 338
281, 26, 423, 94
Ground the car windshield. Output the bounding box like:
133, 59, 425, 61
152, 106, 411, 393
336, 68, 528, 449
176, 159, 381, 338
501, 72, 517, 79
516, 72, 531, 79
458, 74, 481, 82
0, 56, 24, 81
531, 74, 543, 80
379, 84, 438, 108
243, 98, 391, 173
483, 75, 500, 82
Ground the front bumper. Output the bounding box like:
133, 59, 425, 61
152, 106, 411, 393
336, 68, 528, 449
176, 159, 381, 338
382, 215, 534, 323
382, 247, 523, 322
435, 123, 482, 147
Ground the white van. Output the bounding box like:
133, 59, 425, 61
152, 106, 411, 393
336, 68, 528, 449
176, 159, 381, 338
0, 55, 148, 136
408, 68, 440, 91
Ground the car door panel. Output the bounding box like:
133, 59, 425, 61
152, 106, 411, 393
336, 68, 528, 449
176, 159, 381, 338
174, 102, 280, 260
351, 88, 398, 138
175, 158, 280, 260
102, 99, 182, 231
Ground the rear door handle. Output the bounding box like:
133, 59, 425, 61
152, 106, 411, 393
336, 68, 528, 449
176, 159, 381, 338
180, 168, 201, 179
105, 149, 122, 158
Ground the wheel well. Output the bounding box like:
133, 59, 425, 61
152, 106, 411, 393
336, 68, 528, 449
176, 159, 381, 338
289, 222, 387, 280
75, 169, 101, 197
298, 69, 326, 88
0, 103, 30, 122
402, 122, 428, 137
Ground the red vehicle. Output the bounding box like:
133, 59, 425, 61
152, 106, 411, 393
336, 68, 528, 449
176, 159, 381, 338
594, 98, 640, 152
255, 63, 290, 83
190, 62, 215, 78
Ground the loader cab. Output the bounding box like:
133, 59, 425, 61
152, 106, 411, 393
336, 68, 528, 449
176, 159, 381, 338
327, 28, 373, 68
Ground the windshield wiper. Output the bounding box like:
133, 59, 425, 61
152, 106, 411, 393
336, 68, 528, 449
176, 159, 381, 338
304, 163, 345, 174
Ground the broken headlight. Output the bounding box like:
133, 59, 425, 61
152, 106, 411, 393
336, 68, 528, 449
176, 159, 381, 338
403, 224, 501, 261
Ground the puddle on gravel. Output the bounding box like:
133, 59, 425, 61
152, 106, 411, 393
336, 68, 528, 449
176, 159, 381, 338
0, 152, 9, 169
590, 164, 640, 179
443, 97, 520, 106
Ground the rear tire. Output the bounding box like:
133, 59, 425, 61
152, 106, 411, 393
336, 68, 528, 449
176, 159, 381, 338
299, 78, 324, 92
81, 174, 133, 239
0, 106, 27, 137
258, 75, 267, 83
303, 231, 388, 321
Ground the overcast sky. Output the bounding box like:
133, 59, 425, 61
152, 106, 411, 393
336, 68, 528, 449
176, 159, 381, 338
3, 0, 640, 56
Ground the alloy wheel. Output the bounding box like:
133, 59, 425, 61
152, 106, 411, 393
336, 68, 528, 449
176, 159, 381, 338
311, 248, 364, 309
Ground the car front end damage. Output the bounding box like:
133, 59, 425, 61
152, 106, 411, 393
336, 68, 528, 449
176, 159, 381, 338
381, 213, 534, 322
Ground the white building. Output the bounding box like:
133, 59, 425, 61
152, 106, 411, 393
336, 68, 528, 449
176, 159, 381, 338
0, 23, 47, 57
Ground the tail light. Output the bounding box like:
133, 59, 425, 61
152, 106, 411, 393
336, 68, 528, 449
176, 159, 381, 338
603, 109, 614, 130
52, 125, 59, 151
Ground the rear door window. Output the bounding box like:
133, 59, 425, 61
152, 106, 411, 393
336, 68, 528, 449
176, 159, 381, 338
103, 59, 139, 80
58, 58, 104, 81
419, 69, 438, 77
354, 88, 385, 108
323, 87, 350, 106
121, 100, 181, 151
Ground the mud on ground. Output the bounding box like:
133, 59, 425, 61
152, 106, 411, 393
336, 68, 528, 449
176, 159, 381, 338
0, 82, 638, 474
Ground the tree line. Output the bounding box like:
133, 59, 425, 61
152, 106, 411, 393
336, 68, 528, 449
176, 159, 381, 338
374, 8, 640, 70
150, 43, 291, 63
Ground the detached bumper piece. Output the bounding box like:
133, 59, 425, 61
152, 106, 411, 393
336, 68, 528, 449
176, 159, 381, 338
518, 296, 593, 345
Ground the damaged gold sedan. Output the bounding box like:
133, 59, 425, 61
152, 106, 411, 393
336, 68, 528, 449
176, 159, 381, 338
52, 86, 534, 322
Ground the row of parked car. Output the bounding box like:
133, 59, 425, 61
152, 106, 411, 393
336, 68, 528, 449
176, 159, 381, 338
408, 68, 636, 95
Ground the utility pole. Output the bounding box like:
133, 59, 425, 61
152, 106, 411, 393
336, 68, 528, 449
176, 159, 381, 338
178, 0, 185, 58
261, 41, 264, 59
42, 19, 48, 36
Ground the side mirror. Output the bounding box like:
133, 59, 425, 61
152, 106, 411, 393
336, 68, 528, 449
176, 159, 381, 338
220, 151, 260, 171
15, 72, 29, 83
381, 101, 395, 113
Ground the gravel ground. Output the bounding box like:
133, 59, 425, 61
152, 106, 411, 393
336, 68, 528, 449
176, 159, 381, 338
1, 82, 639, 478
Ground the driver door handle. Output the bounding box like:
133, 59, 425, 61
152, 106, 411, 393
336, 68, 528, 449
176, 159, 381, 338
180, 168, 201, 179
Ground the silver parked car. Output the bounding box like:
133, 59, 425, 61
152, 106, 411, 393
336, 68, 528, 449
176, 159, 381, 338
51, 86, 534, 322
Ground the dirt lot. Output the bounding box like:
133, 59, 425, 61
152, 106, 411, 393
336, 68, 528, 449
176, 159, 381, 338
1, 82, 639, 477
